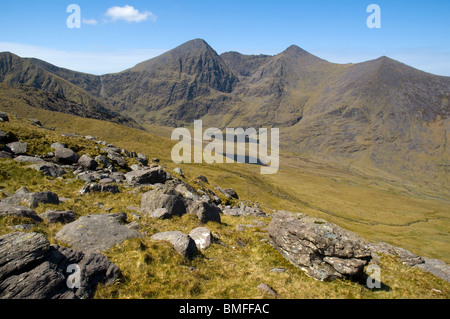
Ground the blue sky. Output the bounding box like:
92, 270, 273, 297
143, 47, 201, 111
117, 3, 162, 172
1, 0, 449, 75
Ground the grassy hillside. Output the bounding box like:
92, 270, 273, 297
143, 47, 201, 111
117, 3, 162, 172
1, 107, 449, 298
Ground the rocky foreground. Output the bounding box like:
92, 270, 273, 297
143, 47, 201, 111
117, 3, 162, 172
0, 112, 449, 299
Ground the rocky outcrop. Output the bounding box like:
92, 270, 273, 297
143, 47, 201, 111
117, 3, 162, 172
151, 231, 198, 259
0, 232, 119, 299
124, 167, 168, 185
55, 213, 140, 252
368, 242, 424, 266
268, 211, 371, 281
414, 258, 450, 283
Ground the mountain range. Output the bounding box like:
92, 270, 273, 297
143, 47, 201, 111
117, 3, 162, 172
0, 39, 449, 196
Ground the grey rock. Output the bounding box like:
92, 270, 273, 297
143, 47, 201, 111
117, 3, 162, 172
40, 210, 76, 224
268, 211, 371, 281
29, 119, 42, 126
147, 208, 171, 220
55, 213, 140, 252
78, 154, 98, 171
130, 164, 142, 171
0, 202, 43, 222
28, 162, 66, 178
368, 242, 424, 266
222, 204, 267, 217
107, 151, 127, 168
189, 227, 213, 250
217, 187, 239, 199
141, 189, 186, 217
6, 142, 27, 155
55, 147, 80, 164
270, 268, 286, 273
257, 283, 278, 298
0, 232, 120, 299
14, 155, 44, 164
79, 183, 119, 195
51, 142, 66, 149
151, 231, 197, 259
414, 258, 450, 282
173, 167, 184, 177
2, 191, 59, 209
124, 167, 167, 185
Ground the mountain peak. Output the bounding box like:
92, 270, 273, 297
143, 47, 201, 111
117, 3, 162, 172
283, 45, 309, 56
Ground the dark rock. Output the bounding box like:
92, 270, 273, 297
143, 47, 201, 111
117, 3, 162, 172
6, 142, 27, 155
55, 147, 80, 164
0, 232, 120, 299
0, 112, 9, 122
151, 231, 197, 259
219, 188, 239, 199
189, 227, 213, 250
78, 154, 98, 171
0, 202, 43, 222
55, 213, 140, 252
137, 153, 148, 166
0, 151, 13, 159
40, 211, 77, 224
29, 119, 42, 126
268, 211, 371, 281
0, 130, 6, 143
29, 162, 66, 178
95, 155, 111, 167
187, 200, 221, 223
196, 175, 209, 184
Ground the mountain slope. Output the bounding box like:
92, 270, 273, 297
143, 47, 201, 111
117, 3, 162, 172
0, 52, 139, 127
101, 39, 240, 126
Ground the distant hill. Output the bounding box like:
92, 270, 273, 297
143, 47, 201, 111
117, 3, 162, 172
0, 52, 139, 128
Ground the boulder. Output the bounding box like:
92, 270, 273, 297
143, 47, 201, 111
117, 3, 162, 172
6, 142, 27, 155
124, 167, 168, 185
136, 153, 148, 166
51, 142, 66, 149
0, 151, 13, 159
414, 258, 450, 283
141, 189, 186, 217
55, 147, 80, 164
2, 190, 59, 209
368, 242, 424, 267
0, 232, 120, 299
151, 231, 197, 259
189, 227, 214, 250
217, 187, 239, 199
187, 200, 221, 224
147, 208, 171, 220
95, 155, 111, 167
107, 150, 127, 168
79, 183, 119, 195
0, 202, 43, 222
78, 155, 98, 171
196, 175, 209, 184
40, 210, 77, 224
55, 213, 140, 252
268, 211, 371, 281
28, 161, 66, 178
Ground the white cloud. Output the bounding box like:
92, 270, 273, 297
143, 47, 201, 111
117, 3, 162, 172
0, 42, 166, 75
82, 18, 98, 26
105, 5, 157, 23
